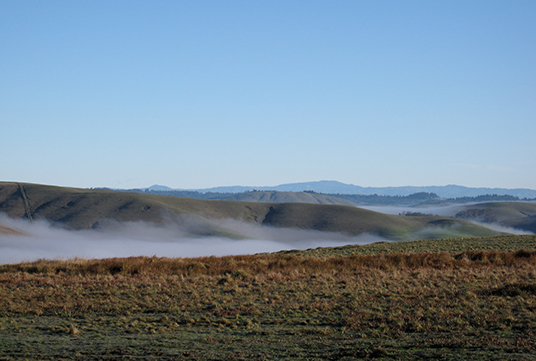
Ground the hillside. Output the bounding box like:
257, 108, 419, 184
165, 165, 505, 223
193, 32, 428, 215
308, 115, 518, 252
221, 191, 359, 206
133, 190, 360, 206
455, 201, 536, 233
0, 182, 500, 241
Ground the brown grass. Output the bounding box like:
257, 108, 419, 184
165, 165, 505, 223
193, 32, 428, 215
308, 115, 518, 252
2, 249, 535, 278
1, 247, 536, 359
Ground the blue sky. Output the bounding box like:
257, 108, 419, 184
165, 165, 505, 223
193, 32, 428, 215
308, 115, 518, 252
2, 1, 535, 190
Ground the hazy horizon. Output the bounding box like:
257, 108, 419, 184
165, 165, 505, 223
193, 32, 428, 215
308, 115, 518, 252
144, 181, 536, 192
6, 180, 536, 194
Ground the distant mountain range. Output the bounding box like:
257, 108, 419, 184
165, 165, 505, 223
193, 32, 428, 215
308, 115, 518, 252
146, 181, 536, 199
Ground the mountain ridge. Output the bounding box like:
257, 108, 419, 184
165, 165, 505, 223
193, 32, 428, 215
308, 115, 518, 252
147, 181, 536, 199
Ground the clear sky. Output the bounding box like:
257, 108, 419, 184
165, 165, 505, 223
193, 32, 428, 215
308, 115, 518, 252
2, 1, 535, 190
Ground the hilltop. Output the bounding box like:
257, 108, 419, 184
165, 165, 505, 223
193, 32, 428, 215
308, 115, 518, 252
125, 189, 362, 207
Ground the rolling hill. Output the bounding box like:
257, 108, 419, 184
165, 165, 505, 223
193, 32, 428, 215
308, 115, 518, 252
220, 190, 360, 206
137, 190, 360, 206
0, 182, 501, 241
455, 201, 536, 233
125, 188, 529, 207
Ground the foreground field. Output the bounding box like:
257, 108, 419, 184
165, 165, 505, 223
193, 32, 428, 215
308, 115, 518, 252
1, 235, 536, 360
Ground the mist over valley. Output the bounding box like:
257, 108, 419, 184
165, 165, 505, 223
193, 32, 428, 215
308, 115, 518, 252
1, 181, 534, 264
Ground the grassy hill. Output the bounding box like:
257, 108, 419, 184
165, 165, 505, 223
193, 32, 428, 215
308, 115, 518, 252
455, 201, 536, 232
131, 189, 362, 205
219, 190, 359, 206
0, 182, 500, 240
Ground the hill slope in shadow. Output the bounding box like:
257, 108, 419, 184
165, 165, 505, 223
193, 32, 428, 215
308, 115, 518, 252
455, 202, 536, 233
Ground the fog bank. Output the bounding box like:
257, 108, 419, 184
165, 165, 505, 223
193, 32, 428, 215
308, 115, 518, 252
0, 214, 386, 265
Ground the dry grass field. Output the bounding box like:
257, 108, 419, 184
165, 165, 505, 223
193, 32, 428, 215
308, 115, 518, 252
1, 235, 536, 360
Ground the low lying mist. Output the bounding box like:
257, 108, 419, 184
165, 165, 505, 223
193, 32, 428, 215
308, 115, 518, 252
361, 204, 534, 236
0, 214, 387, 265
466, 221, 533, 235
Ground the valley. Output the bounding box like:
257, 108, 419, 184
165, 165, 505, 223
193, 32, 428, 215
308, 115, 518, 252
0, 182, 507, 245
